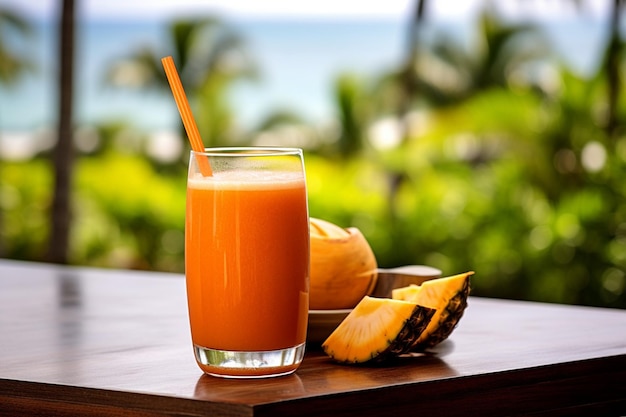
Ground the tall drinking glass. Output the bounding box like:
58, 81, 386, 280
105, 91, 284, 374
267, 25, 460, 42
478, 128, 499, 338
185, 147, 310, 378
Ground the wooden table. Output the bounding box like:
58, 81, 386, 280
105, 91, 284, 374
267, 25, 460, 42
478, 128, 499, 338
1, 259, 625, 416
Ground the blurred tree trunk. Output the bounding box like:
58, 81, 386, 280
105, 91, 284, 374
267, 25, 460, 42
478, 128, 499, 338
398, 0, 426, 130
47, 0, 75, 264
388, 0, 427, 220
605, 0, 623, 138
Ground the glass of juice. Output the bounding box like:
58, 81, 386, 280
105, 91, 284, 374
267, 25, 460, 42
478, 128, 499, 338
185, 147, 310, 378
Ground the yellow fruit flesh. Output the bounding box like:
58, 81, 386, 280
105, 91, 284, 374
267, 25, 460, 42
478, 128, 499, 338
310, 217, 350, 239
322, 296, 435, 363
391, 285, 422, 301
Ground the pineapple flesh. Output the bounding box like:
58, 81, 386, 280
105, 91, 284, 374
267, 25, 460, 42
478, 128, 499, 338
322, 296, 435, 364
392, 271, 473, 350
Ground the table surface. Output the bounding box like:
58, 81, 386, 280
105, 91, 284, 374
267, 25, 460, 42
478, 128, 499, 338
1, 259, 625, 417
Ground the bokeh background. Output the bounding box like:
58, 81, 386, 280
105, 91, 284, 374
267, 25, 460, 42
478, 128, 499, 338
1, 0, 625, 309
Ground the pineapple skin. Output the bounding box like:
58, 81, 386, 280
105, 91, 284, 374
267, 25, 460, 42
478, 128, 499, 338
374, 304, 436, 362
412, 273, 471, 350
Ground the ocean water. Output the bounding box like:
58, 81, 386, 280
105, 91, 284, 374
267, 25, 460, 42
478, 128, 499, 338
0, 15, 612, 154
0, 19, 408, 132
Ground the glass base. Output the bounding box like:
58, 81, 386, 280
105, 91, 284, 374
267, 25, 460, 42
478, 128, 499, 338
194, 342, 306, 378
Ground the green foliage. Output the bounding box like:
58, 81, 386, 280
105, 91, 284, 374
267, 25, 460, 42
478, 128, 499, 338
1, 153, 186, 271
0, 160, 51, 259
73, 153, 186, 271
1, 6, 625, 310
2, 88, 625, 307
309, 84, 626, 309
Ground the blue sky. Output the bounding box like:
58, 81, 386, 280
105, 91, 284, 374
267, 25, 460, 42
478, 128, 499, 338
0, 0, 611, 22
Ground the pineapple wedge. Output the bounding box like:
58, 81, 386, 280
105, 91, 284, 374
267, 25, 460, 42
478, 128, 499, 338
392, 271, 473, 350
322, 296, 435, 364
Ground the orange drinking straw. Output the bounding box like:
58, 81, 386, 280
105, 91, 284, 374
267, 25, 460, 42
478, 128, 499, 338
161, 56, 213, 176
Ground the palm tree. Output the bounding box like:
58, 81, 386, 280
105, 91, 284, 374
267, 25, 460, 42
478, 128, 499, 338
555, 0, 624, 139
0, 8, 34, 85
0, 6, 35, 257
106, 17, 257, 156
47, 0, 76, 264
370, 1, 554, 226
375, 4, 551, 114
333, 73, 371, 158
603, 0, 624, 139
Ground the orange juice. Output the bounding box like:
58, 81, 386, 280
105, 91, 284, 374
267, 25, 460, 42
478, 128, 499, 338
185, 162, 309, 375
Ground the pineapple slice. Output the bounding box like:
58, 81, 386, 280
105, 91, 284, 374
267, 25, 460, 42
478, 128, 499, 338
322, 296, 435, 363
392, 271, 473, 350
